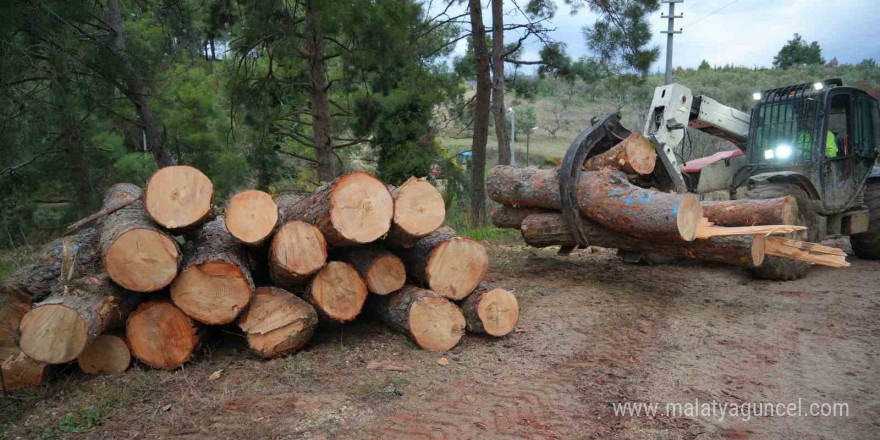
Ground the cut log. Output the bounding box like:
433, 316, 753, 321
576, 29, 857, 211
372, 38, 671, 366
99, 183, 180, 292
764, 236, 850, 267
1, 352, 49, 391
383, 177, 446, 247
19, 275, 142, 364
695, 223, 806, 239
171, 217, 254, 325
77, 334, 131, 374
520, 212, 765, 268
1, 227, 101, 305
372, 285, 465, 352
583, 133, 656, 175
225, 190, 279, 246
274, 192, 304, 222
1, 293, 31, 361
491, 205, 553, 229
459, 283, 519, 336
303, 261, 368, 323
400, 228, 489, 300
144, 165, 214, 233
126, 301, 198, 370
268, 220, 328, 288
238, 287, 318, 358
702, 197, 798, 227
337, 247, 406, 295
283, 171, 394, 246
488, 166, 703, 241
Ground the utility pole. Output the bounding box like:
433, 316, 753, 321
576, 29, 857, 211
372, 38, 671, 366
661, 0, 683, 85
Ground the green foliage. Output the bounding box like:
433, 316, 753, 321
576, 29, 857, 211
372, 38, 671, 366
773, 33, 825, 69
581, 0, 661, 76
698, 60, 712, 71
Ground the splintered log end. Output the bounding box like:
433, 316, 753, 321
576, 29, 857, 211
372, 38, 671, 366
461, 284, 519, 337
751, 235, 767, 267
171, 261, 253, 325
426, 237, 489, 300
226, 190, 279, 245
144, 165, 214, 231
390, 177, 445, 242
330, 172, 394, 244
78, 334, 131, 374
127, 302, 198, 370
105, 229, 179, 292
677, 194, 704, 241
19, 305, 88, 364
307, 261, 368, 323
238, 287, 318, 359
269, 221, 328, 287
1, 352, 49, 391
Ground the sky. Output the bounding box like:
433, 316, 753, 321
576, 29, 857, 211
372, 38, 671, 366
435, 0, 880, 72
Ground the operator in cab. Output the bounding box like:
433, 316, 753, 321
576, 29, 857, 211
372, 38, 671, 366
795, 129, 838, 158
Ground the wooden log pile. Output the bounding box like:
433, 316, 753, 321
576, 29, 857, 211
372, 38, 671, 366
488, 133, 849, 269
1, 167, 518, 391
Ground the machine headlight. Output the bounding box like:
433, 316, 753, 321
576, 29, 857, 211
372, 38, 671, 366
752, 92, 762, 101
813, 82, 824, 91
764, 149, 775, 159
775, 145, 792, 159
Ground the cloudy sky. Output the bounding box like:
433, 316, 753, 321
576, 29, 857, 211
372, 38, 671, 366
437, 0, 880, 72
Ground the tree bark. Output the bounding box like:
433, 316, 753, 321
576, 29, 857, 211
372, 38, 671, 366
459, 283, 519, 336
519, 211, 764, 268
398, 227, 489, 300
237, 287, 318, 359
383, 177, 446, 247
490, 205, 553, 229
337, 247, 406, 295
281, 172, 393, 246
303, 261, 368, 323
126, 301, 199, 370
702, 197, 797, 227
583, 133, 656, 175
371, 285, 465, 352
491, 0, 510, 166
171, 217, 254, 325
275, 192, 305, 222
469, 0, 491, 227
99, 183, 180, 292
305, 0, 335, 182
487, 165, 561, 209
225, 190, 280, 246
77, 334, 131, 374
19, 274, 143, 364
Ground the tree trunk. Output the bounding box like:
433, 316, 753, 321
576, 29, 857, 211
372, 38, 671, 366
77, 334, 131, 374
1, 353, 49, 391
225, 190, 280, 246
459, 283, 519, 336
19, 274, 143, 364
383, 177, 446, 247
583, 133, 656, 175
519, 211, 764, 268
491, 205, 553, 229
126, 301, 199, 370
170, 217, 254, 325
237, 287, 318, 359
337, 247, 406, 295
487, 165, 561, 209
305, 0, 335, 182
469, 0, 491, 227
303, 261, 368, 323
398, 227, 489, 300
108, 0, 175, 167
144, 165, 214, 233
702, 197, 797, 227
491, 0, 510, 166
281, 171, 393, 246
99, 183, 180, 292
371, 285, 465, 352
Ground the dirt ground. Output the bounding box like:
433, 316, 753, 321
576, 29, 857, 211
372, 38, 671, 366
2, 238, 878, 440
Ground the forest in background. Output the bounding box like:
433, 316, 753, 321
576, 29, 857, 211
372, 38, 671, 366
1, 0, 878, 258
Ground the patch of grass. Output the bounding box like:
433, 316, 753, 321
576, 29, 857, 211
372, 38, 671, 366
279, 353, 316, 377
457, 225, 520, 243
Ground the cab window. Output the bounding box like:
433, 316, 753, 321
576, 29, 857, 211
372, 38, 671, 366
853, 95, 880, 156
827, 94, 849, 157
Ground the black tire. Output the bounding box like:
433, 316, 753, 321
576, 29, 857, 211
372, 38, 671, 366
744, 183, 817, 281
851, 181, 880, 259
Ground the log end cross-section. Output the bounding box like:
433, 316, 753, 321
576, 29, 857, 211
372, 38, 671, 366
127, 301, 198, 370
144, 165, 214, 232
225, 190, 279, 246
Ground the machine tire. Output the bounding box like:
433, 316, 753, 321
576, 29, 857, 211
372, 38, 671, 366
744, 183, 817, 281
851, 181, 880, 259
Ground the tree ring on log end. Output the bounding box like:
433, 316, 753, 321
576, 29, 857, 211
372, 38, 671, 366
310, 262, 367, 322
171, 262, 252, 325
78, 334, 131, 374
226, 190, 279, 245
408, 297, 465, 352
105, 228, 179, 292
426, 237, 489, 300
271, 221, 328, 278
478, 288, 520, 336
19, 305, 87, 364
126, 302, 197, 370
366, 254, 406, 295
145, 165, 213, 229
394, 179, 445, 236
329, 172, 394, 244
676, 194, 704, 242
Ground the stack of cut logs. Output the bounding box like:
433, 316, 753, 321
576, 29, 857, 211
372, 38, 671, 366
488, 133, 850, 269
1, 168, 520, 391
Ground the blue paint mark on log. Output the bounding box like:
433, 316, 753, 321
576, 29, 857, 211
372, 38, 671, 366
638, 191, 653, 204
625, 194, 633, 205
672, 199, 681, 216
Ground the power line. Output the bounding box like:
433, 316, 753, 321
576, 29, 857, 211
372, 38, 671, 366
683, 0, 741, 30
